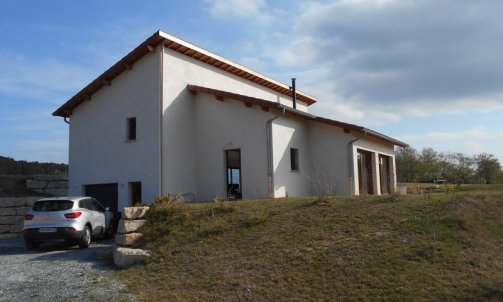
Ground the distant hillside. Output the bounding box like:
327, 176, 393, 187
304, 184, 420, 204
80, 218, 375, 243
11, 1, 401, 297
0, 156, 67, 176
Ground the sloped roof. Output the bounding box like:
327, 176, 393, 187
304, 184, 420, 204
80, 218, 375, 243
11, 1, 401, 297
53, 30, 317, 117
187, 85, 408, 148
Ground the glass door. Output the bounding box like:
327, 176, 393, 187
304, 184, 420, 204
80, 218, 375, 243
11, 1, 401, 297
226, 149, 242, 200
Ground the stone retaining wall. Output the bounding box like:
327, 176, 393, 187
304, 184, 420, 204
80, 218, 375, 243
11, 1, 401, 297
113, 207, 150, 268
0, 197, 39, 239
25, 175, 68, 196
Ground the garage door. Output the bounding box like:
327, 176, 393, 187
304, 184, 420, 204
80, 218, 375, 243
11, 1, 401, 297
84, 183, 119, 214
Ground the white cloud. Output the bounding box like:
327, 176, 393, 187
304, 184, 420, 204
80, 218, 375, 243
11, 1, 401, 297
0, 50, 95, 103
247, 0, 503, 124
397, 126, 503, 162
399, 127, 503, 142
205, 0, 273, 24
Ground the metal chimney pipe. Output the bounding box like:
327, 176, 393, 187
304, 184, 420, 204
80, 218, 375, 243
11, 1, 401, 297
291, 78, 297, 109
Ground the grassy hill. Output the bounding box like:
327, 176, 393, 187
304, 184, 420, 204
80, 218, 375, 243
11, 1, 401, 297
116, 185, 503, 301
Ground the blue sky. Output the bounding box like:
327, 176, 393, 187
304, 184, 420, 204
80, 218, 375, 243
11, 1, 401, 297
1, 0, 503, 164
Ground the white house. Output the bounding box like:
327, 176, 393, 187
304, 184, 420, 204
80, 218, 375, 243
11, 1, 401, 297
53, 30, 407, 213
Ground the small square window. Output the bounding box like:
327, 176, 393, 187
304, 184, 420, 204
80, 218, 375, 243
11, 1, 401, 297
127, 117, 136, 141
290, 148, 299, 171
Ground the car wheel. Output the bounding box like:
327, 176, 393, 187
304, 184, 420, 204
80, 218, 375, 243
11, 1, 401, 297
25, 238, 40, 250
104, 220, 115, 239
78, 225, 91, 249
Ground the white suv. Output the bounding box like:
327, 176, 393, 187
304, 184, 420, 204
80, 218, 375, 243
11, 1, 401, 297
23, 197, 115, 250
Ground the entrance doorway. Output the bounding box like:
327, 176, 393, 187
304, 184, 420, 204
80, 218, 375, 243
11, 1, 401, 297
357, 149, 374, 195
379, 155, 391, 194
129, 182, 142, 206
225, 149, 242, 200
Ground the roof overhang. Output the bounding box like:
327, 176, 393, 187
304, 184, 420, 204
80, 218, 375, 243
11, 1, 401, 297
53, 30, 317, 118
187, 85, 408, 148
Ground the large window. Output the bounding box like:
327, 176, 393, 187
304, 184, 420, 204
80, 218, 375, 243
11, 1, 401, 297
226, 149, 242, 200
127, 117, 136, 141
290, 148, 299, 171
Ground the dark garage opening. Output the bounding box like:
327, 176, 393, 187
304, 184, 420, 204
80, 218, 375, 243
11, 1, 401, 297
84, 183, 119, 215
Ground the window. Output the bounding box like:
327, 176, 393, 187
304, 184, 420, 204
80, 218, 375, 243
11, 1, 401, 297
33, 200, 73, 211
290, 148, 299, 171
92, 199, 105, 212
127, 117, 136, 141
129, 182, 142, 206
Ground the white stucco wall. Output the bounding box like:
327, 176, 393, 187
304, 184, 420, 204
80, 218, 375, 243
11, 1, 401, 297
68, 49, 161, 209
193, 94, 273, 200
161, 47, 310, 198
308, 122, 354, 196
271, 115, 312, 197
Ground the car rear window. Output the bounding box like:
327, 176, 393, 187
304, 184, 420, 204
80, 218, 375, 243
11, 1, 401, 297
32, 200, 74, 212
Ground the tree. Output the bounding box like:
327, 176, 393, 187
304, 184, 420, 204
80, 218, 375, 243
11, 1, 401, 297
418, 147, 440, 182
474, 153, 502, 184
395, 147, 420, 183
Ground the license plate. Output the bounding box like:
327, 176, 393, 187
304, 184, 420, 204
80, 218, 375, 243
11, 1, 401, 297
39, 228, 57, 233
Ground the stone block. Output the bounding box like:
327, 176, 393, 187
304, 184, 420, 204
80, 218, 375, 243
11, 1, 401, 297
9, 224, 23, 233
0, 225, 10, 233
397, 186, 408, 195
32, 175, 68, 181
121, 207, 149, 220
0, 208, 16, 216
115, 233, 144, 246
0, 216, 23, 225
0, 233, 18, 240
46, 181, 68, 189
113, 247, 149, 268
26, 180, 47, 189
26, 197, 40, 207
44, 188, 68, 196
15, 207, 32, 216
0, 198, 27, 207
117, 219, 146, 234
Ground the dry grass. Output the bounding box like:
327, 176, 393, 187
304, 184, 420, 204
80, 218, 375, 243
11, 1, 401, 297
116, 185, 503, 301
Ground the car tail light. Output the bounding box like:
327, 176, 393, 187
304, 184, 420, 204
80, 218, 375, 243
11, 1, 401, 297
64, 212, 82, 219
24, 214, 34, 220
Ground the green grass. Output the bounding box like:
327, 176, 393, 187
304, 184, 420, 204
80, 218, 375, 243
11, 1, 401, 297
116, 185, 503, 301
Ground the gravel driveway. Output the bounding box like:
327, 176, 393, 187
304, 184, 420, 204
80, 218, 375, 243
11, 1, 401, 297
0, 238, 137, 302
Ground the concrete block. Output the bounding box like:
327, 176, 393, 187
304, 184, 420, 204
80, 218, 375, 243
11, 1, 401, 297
0, 233, 18, 240
113, 247, 149, 268
121, 207, 149, 220
117, 220, 146, 234
0, 216, 23, 225
26, 180, 47, 189
397, 186, 408, 195
9, 224, 23, 233
115, 233, 143, 247
46, 181, 68, 189
32, 175, 68, 181
0, 198, 27, 207
0, 225, 10, 233
26, 197, 40, 207
45, 188, 68, 196
15, 207, 32, 216
0, 208, 16, 216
